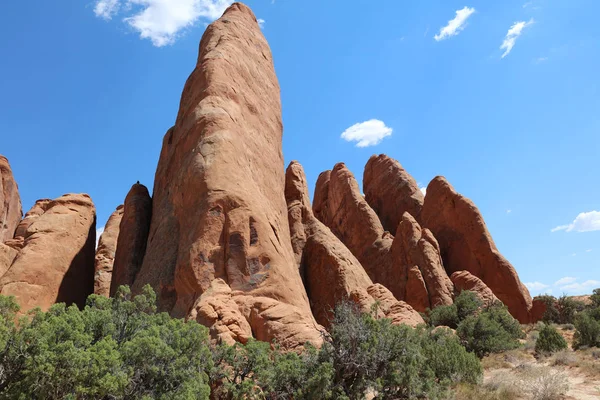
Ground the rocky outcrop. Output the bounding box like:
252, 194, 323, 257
0, 194, 96, 312
94, 205, 123, 297
0, 243, 17, 278
530, 298, 548, 323
363, 154, 424, 232
393, 213, 454, 312
132, 4, 321, 348
0, 156, 23, 242
313, 163, 403, 299
111, 183, 151, 296
286, 161, 422, 327
421, 177, 532, 322
4, 199, 52, 250
352, 284, 424, 327
450, 270, 499, 306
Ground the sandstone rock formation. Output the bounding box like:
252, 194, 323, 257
363, 154, 424, 232
450, 270, 499, 306
132, 4, 321, 348
94, 205, 123, 297
4, 199, 52, 250
0, 243, 17, 278
313, 163, 402, 298
421, 177, 532, 322
0, 155, 23, 242
285, 161, 423, 327
111, 183, 151, 296
392, 213, 454, 312
530, 297, 548, 323
0, 194, 96, 312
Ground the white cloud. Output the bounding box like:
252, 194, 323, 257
560, 280, 600, 295
551, 211, 600, 233
96, 226, 105, 249
94, 0, 234, 46
586, 249, 593, 253
434, 6, 476, 41
554, 276, 577, 286
535, 56, 548, 63
95, 0, 120, 20
257, 18, 265, 29
420, 187, 427, 196
340, 119, 392, 148
525, 281, 549, 292
506, 209, 512, 214
500, 19, 534, 58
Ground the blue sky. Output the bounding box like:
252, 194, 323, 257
1, 0, 598, 295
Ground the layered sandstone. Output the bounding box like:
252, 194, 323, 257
0, 156, 23, 242
451, 270, 499, 306
0, 194, 96, 312
363, 154, 424, 232
94, 205, 123, 297
111, 183, 151, 296
421, 177, 532, 322
285, 161, 423, 327
132, 4, 321, 348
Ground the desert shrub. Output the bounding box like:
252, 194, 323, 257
573, 308, 600, 349
521, 367, 569, 400
0, 286, 213, 399
535, 295, 559, 323
535, 324, 568, 354
428, 290, 482, 329
589, 288, 600, 308
551, 350, 578, 366
556, 295, 585, 324
457, 303, 524, 358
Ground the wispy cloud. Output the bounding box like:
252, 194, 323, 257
340, 120, 393, 148
506, 209, 512, 214
420, 187, 427, 196
500, 19, 534, 58
434, 7, 476, 41
554, 276, 577, 286
552, 211, 600, 233
525, 281, 550, 291
257, 18, 265, 29
535, 56, 548, 63
560, 280, 600, 295
93, 0, 235, 46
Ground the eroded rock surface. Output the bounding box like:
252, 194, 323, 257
421, 177, 532, 322
0, 156, 23, 242
0, 194, 96, 312
363, 154, 424, 232
111, 183, 151, 296
132, 4, 321, 348
450, 270, 499, 306
95, 205, 123, 297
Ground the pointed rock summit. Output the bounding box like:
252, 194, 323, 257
421, 176, 532, 322
0, 155, 23, 243
364, 154, 424, 232
285, 161, 423, 327
111, 183, 152, 296
94, 205, 124, 297
132, 3, 321, 348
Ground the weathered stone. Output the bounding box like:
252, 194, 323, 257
421, 177, 532, 322
530, 297, 548, 323
0, 155, 23, 242
0, 243, 17, 278
313, 170, 332, 227
111, 183, 151, 296
450, 270, 499, 306
0, 194, 96, 312
94, 205, 123, 297
5, 199, 52, 250
133, 4, 321, 348
392, 213, 454, 311
363, 154, 424, 232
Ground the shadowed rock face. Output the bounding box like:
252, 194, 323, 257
94, 205, 124, 297
4, 199, 52, 251
421, 177, 532, 322
111, 183, 151, 296
451, 270, 499, 306
0, 156, 23, 243
313, 163, 403, 299
393, 213, 454, 312
363, 154, 424, 232
132, 4, 321, 348
0, 194, 96, 312
285, 161, 423, 327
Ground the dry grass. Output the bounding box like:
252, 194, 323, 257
482, 349, 534, 370
551, 350, 578, 366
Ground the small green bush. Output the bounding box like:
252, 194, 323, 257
428, 290, 483, 329
457, 303, 524, 358
573, 308, 600, 350
535, 324, 568, 354
590, 288, 600, 309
